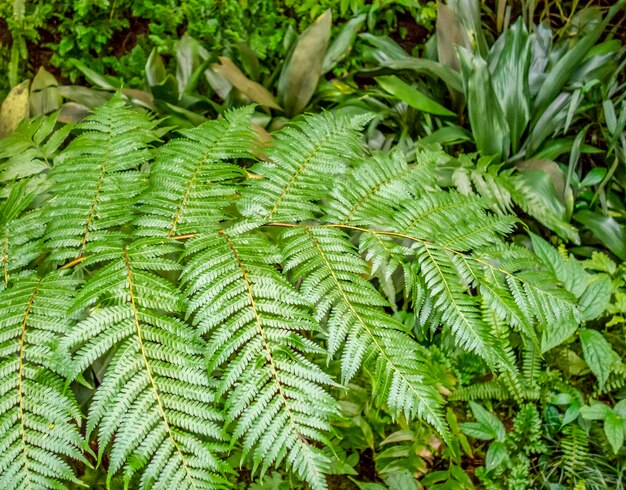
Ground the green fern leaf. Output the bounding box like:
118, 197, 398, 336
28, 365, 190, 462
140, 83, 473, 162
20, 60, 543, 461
45, 97, 157, 264
0, 181, 45, 284
181, 231, 336, 490
0, 271, 85, 489
137, 106, 256, 237
282, 226, 449, 441
64, 238, 228, 489
238, 111, 371, 223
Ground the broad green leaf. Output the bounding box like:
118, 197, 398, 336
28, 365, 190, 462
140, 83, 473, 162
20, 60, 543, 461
176, 34, 202, 94
278, 9, 332, 116
490, 19, 531, 153
383, 470, 419, 490
322, 13, 366, 74
562, 402, 582, 427
146, 49, 168, 87
376, 75, 455, 116
581, 402, 612, 420
359, 33, 409, 61
573, 211, 626, 261
420, 125, 472, 145
541, 320, 578, 353
460, 422, 497, 441
214, 57, 281, 110
579, 328, 621, 388
604, 412, 624, 455
578, 274, 612, 321
29, 67, 61, 116
58, 85, 112, 108
615, 401, 626, 419
235, 42, 261, 81
458, 48, 509, 161
580, 167, 607, 187
448, 0, 489, 56
485, 441, 509, 472
469, 402, 505, 442
0, 80, 29, 137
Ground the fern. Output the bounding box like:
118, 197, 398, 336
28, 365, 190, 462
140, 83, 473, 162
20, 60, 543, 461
238, 111, 370, 223
281, 225, 449, 439
0, 181, 44, 284
0, 98, 589, 488
0, 271, 85, 489
64, 239, 228, 489
137, 106, 256, 238
44, 97, 156, 264
181, 230, 336, 489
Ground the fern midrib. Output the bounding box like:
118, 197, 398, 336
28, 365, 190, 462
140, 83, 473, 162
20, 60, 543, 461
2, 229, 8, 285
168, 165, 201, 238
79, 129, 112, 257
420, 242, 486, 353
341, 167, 412, 225
17, 281, 40, 490
167, 130, 234, 237
304, 226, 443, 429
122, 246, 196, 488
267, 127, 340, 220
220, 231, 320, 474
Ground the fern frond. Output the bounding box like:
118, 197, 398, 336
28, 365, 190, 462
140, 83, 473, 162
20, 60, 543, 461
0, 112, 72, 184
44, 97, 157, 264
1, 181, 45, 284
64, 238, 228, 489
482, 301, 523, 399
324, 150, 435, 226
238, 111, 371, 222
181, 231, 336, 490
137, 106, 256, 237
449, 381, 511, 401
0, 271, 85, 489
282, 225, 449, 441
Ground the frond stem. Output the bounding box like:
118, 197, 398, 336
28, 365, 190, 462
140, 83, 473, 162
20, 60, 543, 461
18, 281, 40, 489
122, 246, 196, 488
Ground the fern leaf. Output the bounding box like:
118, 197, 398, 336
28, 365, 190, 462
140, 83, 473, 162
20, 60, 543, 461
45, 97, 156, 264
137, 106, 256, 237
181, 231, 335, 490
238, 111, 370, 222
324, 150, 434, 226
0, 271, 85, 489
64, 239, 228, 489
0, 181, 45, 284
282, 226, 449, 441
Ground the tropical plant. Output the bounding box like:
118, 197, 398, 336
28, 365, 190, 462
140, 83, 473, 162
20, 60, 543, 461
351, 0, 626, 251
0, 95, 604, 488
